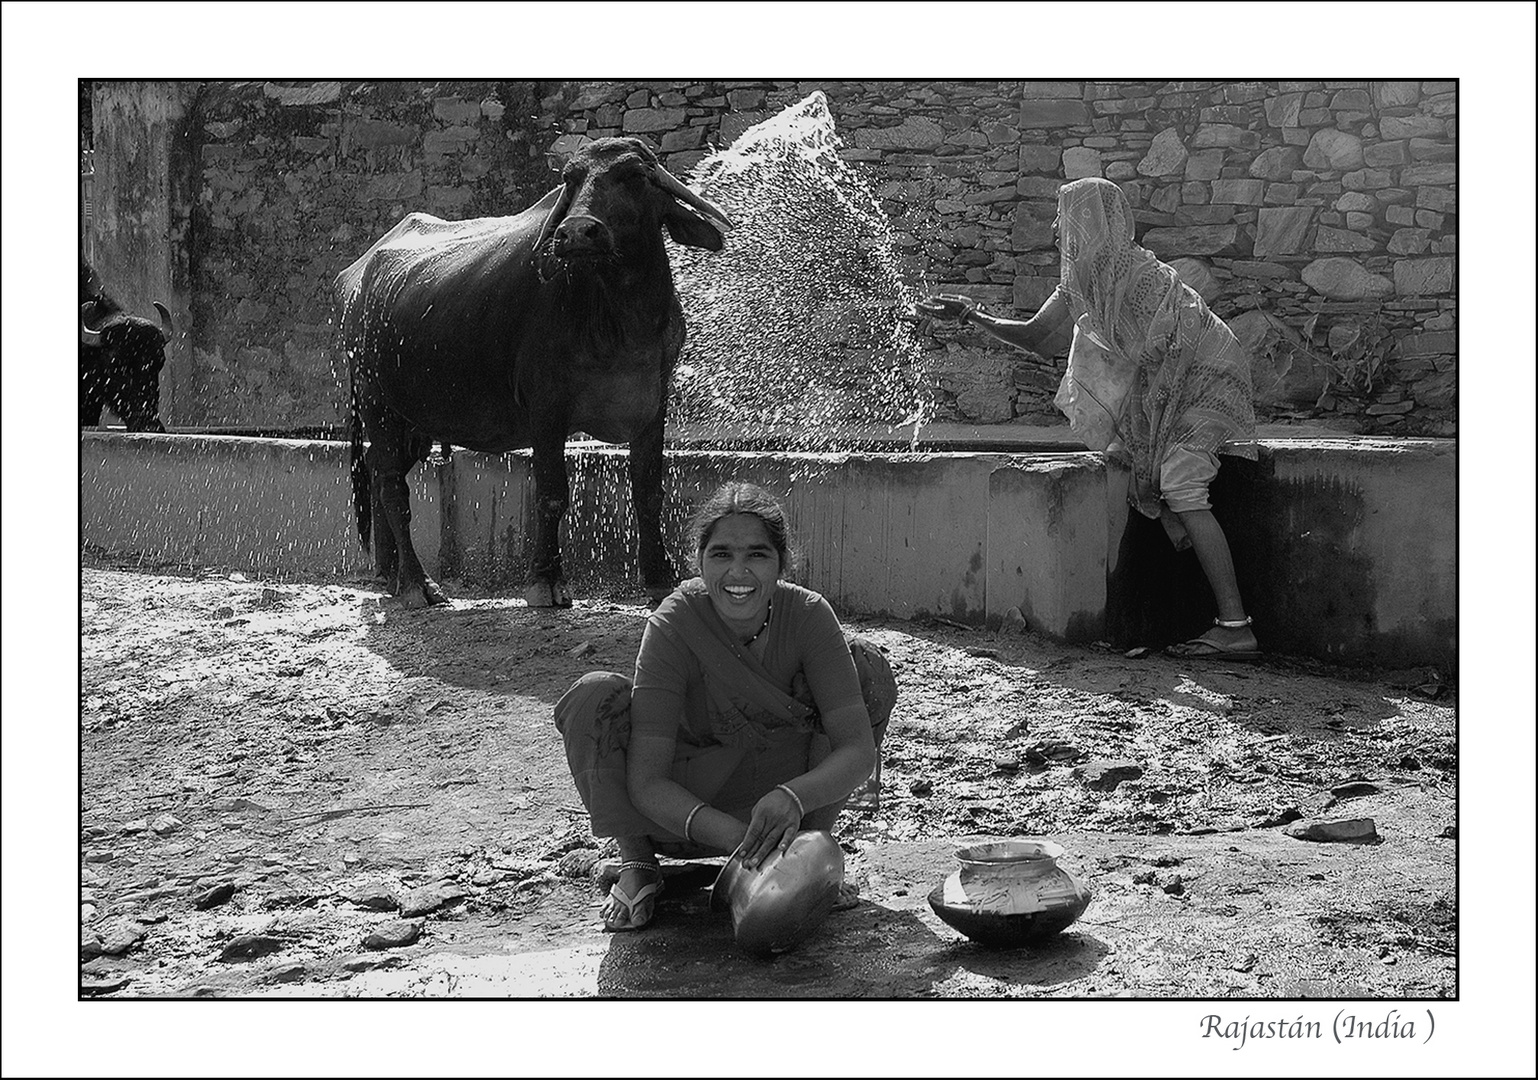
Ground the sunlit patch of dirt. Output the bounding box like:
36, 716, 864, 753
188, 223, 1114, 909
79, 553, 1456, 998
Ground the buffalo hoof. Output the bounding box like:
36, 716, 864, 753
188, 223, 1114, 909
399, 578, 450, 609
525, 581, 572, 608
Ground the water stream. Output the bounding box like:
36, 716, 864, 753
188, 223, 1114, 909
670, 91, 933, 454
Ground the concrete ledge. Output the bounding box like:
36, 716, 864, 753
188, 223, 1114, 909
80, 433, 438, 578
442, 449, 1065, 628
1234, 438, 1456, 668
988, 454, 1108, 641
80, 433, 1455, 669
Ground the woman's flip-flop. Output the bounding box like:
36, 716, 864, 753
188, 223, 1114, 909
604, 860, 663, 932
1165, 637, 1262, 662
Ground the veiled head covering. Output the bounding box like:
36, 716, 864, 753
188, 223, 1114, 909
1051, 178, 1258, 516
1057, 177, 1182, 363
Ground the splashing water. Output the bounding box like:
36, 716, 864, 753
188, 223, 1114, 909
669, 92, 934, 453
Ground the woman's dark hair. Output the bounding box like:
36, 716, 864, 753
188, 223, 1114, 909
687, 481, 797, 577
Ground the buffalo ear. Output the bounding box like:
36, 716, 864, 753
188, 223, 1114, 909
663, 204, 726, 251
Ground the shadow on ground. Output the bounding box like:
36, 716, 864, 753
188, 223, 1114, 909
358, 594, 653, 701
595, 882, 1108, 998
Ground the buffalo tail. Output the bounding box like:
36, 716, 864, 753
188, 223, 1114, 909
349, 384, 371, 551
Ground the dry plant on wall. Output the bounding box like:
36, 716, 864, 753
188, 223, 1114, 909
1235, 303, 1397, 411
1230, 306, 1304, 401
1300, 311, 1396, 407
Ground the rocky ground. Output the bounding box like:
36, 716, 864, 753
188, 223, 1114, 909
77, 551, 1456, 999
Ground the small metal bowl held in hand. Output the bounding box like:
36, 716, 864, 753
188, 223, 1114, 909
711, 830, 845, 956
927, 838, 1091, 948
911, 294, 975, 322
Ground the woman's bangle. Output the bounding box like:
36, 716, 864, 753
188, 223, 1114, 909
775, 783, 805, 820
683, 801, 707, 843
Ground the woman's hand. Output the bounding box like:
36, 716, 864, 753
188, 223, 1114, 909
913, 293, 978, 324
735, 786, 803, 869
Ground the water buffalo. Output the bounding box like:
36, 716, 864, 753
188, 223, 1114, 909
336, 137, 732, 608
79, 260, 172, 432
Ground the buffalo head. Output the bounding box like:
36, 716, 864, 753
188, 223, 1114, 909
80, 300, 172, 432
533, 137, 732, 280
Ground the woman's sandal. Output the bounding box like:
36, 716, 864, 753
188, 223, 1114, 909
1166, 616, 1262, 661
604, 860, 664, 932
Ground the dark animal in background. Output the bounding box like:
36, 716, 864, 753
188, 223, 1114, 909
336, 137, 732, 608
79, 260, 173, 432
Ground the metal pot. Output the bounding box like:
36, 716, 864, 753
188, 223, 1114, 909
711, 830, 844, 956
927, 838, 1091, 948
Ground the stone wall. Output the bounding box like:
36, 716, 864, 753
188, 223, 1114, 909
89, 80, 1457, 435
175, 79, 568, 428
89, 82, 191, 417
827, 80, 1458, 435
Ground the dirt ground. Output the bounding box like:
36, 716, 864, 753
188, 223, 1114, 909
78, 550, 1457, 999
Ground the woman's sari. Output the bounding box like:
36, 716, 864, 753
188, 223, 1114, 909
554, 582, 893, 843
1051, 177, 1257, 518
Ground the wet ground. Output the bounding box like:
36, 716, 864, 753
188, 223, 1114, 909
72, 550, 1461, 1004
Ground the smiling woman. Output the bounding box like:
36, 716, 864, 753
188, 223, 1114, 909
552, 481, 897, 934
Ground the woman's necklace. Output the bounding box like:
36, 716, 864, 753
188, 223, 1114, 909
741, 598, 773, 648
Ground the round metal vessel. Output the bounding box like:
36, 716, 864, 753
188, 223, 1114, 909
711, 830, 844, 956
927, 838, 1091, 948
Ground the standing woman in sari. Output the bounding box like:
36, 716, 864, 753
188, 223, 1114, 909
919, 176, 1261, 660
555, 482, 896, 931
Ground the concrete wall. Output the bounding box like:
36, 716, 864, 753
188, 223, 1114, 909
432, 447, 1088, 631
80, 434, 438, 579
1235, 439, 1457, 666
86, 79, 1456, 436
80, 433, 1455, 670
987, 456, 1109, 641
1100, 439, 1456, 670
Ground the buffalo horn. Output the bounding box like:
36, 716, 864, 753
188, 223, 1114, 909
153, 301, 174, 338
81, 302, 103, 347
533, 183, 575, 256
650, 165, 733, 234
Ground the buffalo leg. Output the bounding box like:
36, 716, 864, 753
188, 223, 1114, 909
526, 426, 572, 608
370, 483, 400, 588
366, 434, 447, 609
81, 364, 104, 426
629, 409, 676, 602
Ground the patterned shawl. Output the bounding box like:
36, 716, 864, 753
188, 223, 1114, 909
1054, 177, 1257, 517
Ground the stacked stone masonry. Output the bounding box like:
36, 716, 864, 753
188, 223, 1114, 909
94, 80, 1456, 435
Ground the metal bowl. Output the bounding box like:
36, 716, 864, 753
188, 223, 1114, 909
927, 836, 1091, 948
925, 886, 1085, 947
711, 830, 844, 956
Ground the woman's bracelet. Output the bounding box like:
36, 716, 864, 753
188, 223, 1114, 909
775, 783, 805, 820
683, 801, 707, 843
